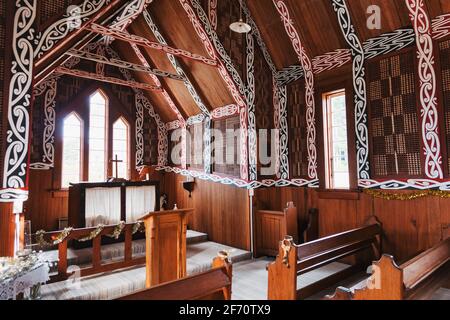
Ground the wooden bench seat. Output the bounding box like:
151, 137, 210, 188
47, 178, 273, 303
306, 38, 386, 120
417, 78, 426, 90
268, 218, 382, 300
326, 237, 450, 300
117, 253, 232, 300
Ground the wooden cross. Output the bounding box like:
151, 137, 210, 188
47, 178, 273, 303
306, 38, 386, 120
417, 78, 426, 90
110, 154, 123, 179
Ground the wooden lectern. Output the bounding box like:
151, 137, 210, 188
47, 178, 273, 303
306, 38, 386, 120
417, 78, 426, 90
140, 208, 194, 287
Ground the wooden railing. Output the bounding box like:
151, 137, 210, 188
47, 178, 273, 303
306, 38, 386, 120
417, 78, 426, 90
117, 253, 232, 300
268, 218, 382, 300
327, 237, 450, 300
44, 223, 145, 282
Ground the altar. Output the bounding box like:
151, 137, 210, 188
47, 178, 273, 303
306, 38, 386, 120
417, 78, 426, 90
68, 181, 160, 229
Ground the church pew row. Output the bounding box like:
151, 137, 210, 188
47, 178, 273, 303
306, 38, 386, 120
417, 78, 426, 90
326, 237, 450, 300
117, 253, 232, 300
44, 223, 145, 283
268, 218, 382, 300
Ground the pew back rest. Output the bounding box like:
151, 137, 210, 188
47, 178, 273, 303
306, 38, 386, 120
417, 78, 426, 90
296, 223, 381, 274
117, 255, 232, 300
401, 237, 450, 289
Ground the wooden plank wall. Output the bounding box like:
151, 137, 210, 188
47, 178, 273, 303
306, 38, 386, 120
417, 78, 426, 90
160, 172, 251, 251
255, 187, 450, 262
25, 170, 69, 232
0, 202, 15, 256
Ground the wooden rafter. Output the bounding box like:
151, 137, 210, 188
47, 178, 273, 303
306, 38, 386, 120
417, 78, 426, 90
34, 0, 133, 85
34, 0, 122, 67
87, 23, 218, 67
66, 49, 185, 81
54, 67, 163, 92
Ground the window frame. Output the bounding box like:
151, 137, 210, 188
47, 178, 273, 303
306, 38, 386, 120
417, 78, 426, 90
88, 89, 109, 183
61, 112, 84, 189
112, 116, 131, 180
322, 89, 351, 190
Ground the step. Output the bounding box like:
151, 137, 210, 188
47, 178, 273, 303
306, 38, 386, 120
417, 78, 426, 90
40, 241, 251, 300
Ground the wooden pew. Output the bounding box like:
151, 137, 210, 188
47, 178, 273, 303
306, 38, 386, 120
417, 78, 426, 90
117, 252, 232, 300
302, 208, 319, 243
326, 237, 450, 300
268, 219, 381, 300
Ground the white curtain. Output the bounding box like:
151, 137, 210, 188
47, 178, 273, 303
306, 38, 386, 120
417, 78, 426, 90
85, 187, 121, 227
126, 186, 156, 222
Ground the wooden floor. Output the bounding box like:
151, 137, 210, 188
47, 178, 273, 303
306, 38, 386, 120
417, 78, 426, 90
232, 258, 353, 300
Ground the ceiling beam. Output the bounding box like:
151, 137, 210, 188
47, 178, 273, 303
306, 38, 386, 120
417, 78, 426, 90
275, 28, 416, 86
87, 23, 218, 67
66, 48, 185, 81
34, 0, 122, 67
34, 0, 133, 85
143, 10, 212, 173
54, 67, 163, 92
143, 11, 210, 117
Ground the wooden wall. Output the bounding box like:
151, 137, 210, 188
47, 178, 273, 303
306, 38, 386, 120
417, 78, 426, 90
0, 202, 15, 256
25, 170, 69, 232
160, 172, 251, 251
255, 187, 450, 262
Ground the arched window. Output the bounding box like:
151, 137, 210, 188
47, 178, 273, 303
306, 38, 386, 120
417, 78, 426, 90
89, 90, 107, 182
112, 118, 129, 179
62, 113, 82, 188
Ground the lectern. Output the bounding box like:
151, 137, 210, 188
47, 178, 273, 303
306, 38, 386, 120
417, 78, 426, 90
140, 208, 194, 287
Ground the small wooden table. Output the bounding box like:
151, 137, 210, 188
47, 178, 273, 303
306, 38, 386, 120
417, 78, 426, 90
140, 208, 194, 287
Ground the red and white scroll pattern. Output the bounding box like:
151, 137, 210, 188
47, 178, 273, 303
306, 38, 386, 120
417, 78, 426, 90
30, 78, 57, 170
246, 31, 257, 181
156, 166, 319, 189
208, 0, 217, 30
129, 41, 187, 168
55, 67, 163, 92
143, 11, 211, 172
406, 0, 443, 179
432, 13, 450, 40
166, 121, 182, 131
273, 0, 317, 180
109, 0, 153, 31
1, 0, 37, 202
105, 45, 168, 166
34, 0, 111, 59
211, 105, 239, 119
88, 23, 217, 67
180, 0, 248, 180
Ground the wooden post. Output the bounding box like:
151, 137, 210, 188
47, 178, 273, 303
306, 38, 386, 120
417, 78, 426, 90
0, 202, 15, 256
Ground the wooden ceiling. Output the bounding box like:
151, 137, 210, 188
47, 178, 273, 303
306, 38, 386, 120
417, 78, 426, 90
41, 0, 450, 123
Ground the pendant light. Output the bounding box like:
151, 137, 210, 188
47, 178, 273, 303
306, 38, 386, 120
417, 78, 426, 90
229, 0, 252, 34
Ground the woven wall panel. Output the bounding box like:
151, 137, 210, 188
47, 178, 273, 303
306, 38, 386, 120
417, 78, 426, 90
143, 112, 158, 165
213, 116, 240, 177
216, 0, 246, 80
187, 123, 204, 171
287, 80, 308, 178
254, 44, 274, 178
168, 129, 182, 167
367, 50, 421, 177
439, 39, 450, 173
38, 0, 75, 27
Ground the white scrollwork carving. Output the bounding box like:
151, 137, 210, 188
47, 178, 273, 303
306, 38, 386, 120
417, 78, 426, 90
273, 0, 317, 180
2, 0, 37, 199
332, 0, 370, 181
406, 0, 443, 179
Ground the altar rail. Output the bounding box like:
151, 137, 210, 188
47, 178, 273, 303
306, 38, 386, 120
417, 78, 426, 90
45, 223, 145, 282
